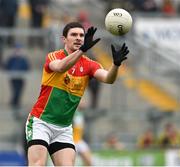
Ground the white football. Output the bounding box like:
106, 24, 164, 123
105, 8, 133, 36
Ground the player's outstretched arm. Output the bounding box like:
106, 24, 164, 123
94, 43, 129, 84
49, 27, 100, 73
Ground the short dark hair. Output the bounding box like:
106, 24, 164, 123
62, 22, 85, 37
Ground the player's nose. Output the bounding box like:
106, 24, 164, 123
76, 36, 83, 41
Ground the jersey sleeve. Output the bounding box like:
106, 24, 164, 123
89, 59, 103, 77
44, 51, 63, 73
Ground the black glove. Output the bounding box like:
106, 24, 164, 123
111, 43, 129, 66
80, 27, 101, 52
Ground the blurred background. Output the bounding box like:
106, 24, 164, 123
0, 0, 180, 166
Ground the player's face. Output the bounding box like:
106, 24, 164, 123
64, 28, 84, 52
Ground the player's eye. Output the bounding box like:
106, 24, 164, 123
71, 33, 77, 36
80, 33, 84, 37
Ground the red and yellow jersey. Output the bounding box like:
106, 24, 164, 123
30, 49, 102, 127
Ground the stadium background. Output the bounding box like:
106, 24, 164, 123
0, 0, 180, 165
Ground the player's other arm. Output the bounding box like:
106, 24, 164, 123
94, 65, 118, 84
94, 43, 129, 84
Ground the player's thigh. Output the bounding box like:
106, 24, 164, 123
51, 147, 76, 166
28, 144, 48, 166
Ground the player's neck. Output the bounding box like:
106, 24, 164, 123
64, 47, 73, 55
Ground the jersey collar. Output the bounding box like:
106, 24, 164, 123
63, 49, 69, 57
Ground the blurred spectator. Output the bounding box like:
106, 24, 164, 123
105, 0, 135, 13
133, 0, 158, 12
158, 123, 180, 148
137, 129, 156, 149
77, 10, 91, 31
3, 43, 30, 110
88, 77, 101, 109
77, 11, 101, 109
28, 0, 49, 47
177, 1, 180, 14
141, 0, 159, 12
161, 0, 176, 16
123, 0, 136, 12
103, 133, 125, 151
73, 99, 93, 166
0, 0, 18, 46
0, 38, 3, 67
87, 50, 101, 109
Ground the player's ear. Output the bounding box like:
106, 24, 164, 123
61, 36, 66, 43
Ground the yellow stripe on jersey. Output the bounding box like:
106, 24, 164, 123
42, 69, 89, 97
52, 52, 57, 60
48, 53, 57, 61
48, 53, 53, 61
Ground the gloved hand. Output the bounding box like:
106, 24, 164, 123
80, 27, 101, 52
111, 43, 129, 66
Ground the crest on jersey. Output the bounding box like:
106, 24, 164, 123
80, 66, 83, 72
64, 74, 70, 84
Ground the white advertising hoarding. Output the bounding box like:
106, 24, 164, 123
134, 17, 180, 51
